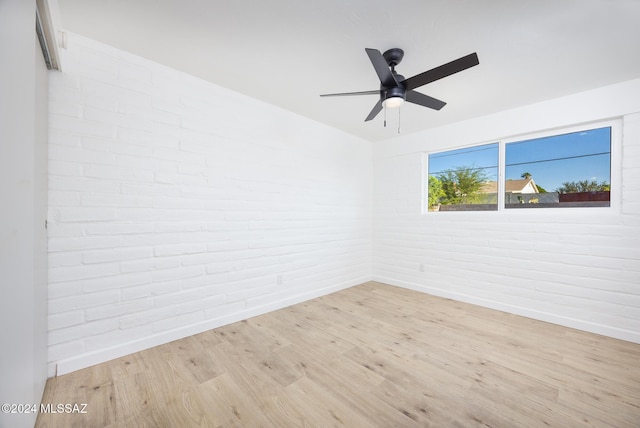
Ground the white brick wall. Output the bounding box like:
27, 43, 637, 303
373, 80, 640, 344
48, 33, 372, 375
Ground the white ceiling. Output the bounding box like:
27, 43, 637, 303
56, 0, 640, 142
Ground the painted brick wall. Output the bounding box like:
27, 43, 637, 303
373, 79, 640, 344
48, 33, 372, 375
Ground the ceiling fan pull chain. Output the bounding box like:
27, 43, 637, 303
383, 103, 387, 127
398, 108, 401, 134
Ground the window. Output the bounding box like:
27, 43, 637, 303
427, 143, 498, 212
424, 123, 614, 213
504, 127, 611, 208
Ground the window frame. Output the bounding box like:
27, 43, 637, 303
423, 119, 621, 214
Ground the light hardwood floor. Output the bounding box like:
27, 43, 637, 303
36, 282, 640, 427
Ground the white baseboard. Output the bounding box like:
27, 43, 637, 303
372, 276, 640, 345
55, 276, 371, 375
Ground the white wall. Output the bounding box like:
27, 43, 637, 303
48, 33, 372, 375
373, 78, 640, 344
0, 0, 49, 427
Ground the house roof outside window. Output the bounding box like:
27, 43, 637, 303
480, 178, 540, 194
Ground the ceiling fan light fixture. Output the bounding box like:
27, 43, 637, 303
383, 86, 406, 109
383, 96, 405, 109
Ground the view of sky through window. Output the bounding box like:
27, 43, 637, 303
428, 143, 498, 181
505, 127, 611, 192
428, 128, 610, 193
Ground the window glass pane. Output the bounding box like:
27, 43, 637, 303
504, 127, 611, 208
427, 143, 499, 212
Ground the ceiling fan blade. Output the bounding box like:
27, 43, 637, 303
406, 90, 446, 110
365, 99, 383, 122
320, 90, 379, 97
365, 48, 398, 88
402, 52, 479, 91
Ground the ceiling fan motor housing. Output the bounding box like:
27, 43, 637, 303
382, 68, 406, 104
383, 85, 406, 102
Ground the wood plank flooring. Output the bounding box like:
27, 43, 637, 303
36, 282, 640, 427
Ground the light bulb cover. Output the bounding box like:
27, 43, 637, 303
383, 96, 405, 109
383, 86, 406, 109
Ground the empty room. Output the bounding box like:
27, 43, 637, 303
2, 0, 640, 427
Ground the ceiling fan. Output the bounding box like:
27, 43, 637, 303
320, 48, 479, 122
